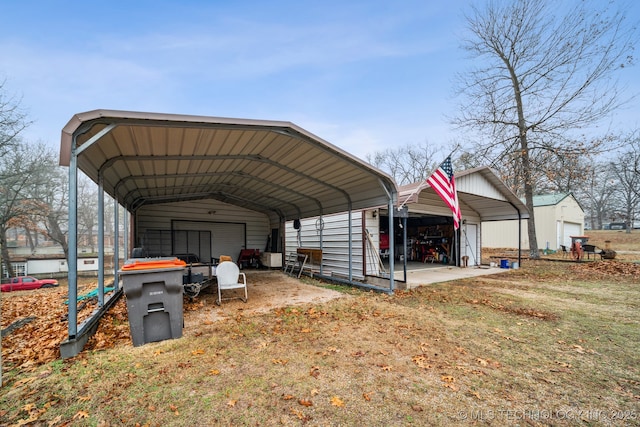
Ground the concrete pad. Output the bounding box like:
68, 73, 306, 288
404, 265, 512, 289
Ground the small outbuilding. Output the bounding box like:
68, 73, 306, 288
481, 193, 584, 251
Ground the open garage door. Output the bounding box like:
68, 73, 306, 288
380, 213, 455, 265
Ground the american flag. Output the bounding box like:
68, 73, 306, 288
426, 156, 462, 229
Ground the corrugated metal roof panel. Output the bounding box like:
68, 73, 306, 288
60, 110, 397, 220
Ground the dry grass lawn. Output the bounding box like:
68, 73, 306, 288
1, 230, 639, 426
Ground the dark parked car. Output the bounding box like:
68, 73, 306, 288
1, 276, 59, 292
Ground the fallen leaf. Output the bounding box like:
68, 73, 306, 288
298, 399, 313, 407
467, 391, 482, 399
73, 410, 89, 420
476, 358, 489, 366
412, 354, 432, 369
363, 392, 373, 401
49, 415, 63, 426
21, 403, 36, 412
290, 408, 308, 421
330, 396, 345, 407
443, 382, 459, 391
191, 349, 205, 355
208, 369, 221, 376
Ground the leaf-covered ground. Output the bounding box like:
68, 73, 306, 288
1, 259, 639, 426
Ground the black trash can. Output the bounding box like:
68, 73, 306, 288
119, 262, 185, 347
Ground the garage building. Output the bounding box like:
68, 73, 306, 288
284, 166, 529, 284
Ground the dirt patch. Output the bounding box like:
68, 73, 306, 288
183, 271, 348, 327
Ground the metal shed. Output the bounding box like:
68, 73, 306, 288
59, 109, 398, 357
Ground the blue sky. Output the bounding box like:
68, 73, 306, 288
1, 1, 638, 161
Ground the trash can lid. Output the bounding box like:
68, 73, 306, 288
121, 258, 187, 271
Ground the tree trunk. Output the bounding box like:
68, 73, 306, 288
25, 227, 35, 253
0, 225, 15, 277
507, 59, 540, 259
521, 145, 540, 259
47, 214, 69, 261
87, 226, 94, 252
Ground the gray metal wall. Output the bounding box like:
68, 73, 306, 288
285, 211, 382, 280
135, 199, 271, 261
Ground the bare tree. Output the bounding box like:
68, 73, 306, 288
578, 161, 618, 230
366, 142, 443, 185
611, 134, 640, 232
77, 175, 99, 252
29, 157, 70, 259
0, 79, 32, 158
453, 0, 637, 258
0, 143, 51, 277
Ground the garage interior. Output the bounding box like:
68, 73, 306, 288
380, 213, 455, 266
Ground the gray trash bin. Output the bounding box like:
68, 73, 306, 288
119, 265, 185, 347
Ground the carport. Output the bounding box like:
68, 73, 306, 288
58, 109, 398, 357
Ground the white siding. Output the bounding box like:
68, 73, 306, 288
482, 195, 584, 250
482, 220, 525, 249
457, 173, 507, 201
27, 259, 66, 274
27, 258, 99, 274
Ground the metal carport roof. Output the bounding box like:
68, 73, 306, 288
60, 109, 397, 220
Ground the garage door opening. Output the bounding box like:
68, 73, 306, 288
379, 213, 456, 270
